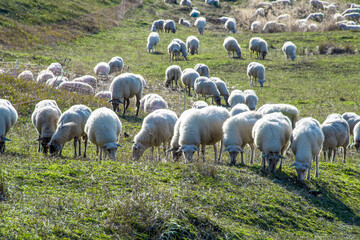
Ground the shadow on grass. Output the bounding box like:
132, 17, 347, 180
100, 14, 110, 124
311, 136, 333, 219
152, 51, 164, 55
118, 114, 143, 123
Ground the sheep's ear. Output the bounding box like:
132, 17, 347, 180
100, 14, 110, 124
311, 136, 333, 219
290, 162, 296, 168
35, 137, 43, 142
177, 146, 184, 153
132, 141, 135, 143
117, 144, 122, 148
108, 99, 113, 103
279, 154, 287, 159
166, 148, 173, 152
3, 137, 12, 142
305, 162, 313, 170
223, 146, 230, 152
262, 153, 268, 158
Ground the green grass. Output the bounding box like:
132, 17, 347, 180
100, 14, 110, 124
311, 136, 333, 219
1, 0, 360, 239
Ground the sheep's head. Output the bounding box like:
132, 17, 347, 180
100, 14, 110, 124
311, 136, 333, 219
0, 136, 11, 154
223, 145, 244, 166
101, 142, 121, 161
262, 51, 267, 60
178, 144, 199, 163
258, 79, 265, 87
214, 96, 222, 106
290, 54, 296, 61
263, 152, 286, 172
36, 137, 52, 154
49, 141, 62, 156
290, 161, 312, 182
354, 140, 360, 151
109, 98, 122, 112
224, 96, 229, 107
132, 142, 147, 160
170, 146, 183, 161
236, 50, 241, 58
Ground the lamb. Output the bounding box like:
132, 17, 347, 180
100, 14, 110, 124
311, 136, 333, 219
205, 0, 220, 7
164, 19, 176, 33
108, 56, 124, 73
109, 73, 144, 116
290, 117, 324, 182
94, 91, 111, 101
177, 106, 230, 163
180, 0, 192, 6
307, 13, 324, 22
225, 19, 237, 33
190, 8, 200, 17
165, 65, 182, 88
186, 36, 199, 55
257, 104, 299, 129
152, 19, 165, 32
353, 122, 360, 151
192, 101, 208, 109
223, 37, 242, 58
321, 114, 350, 162
194, 77, 221, 106
210, 77, 229, 106
181, 68, 200, 96
282, 41, 296, 61
49, 104, 92, 157
31, 100, 62, 154
230, 103, 250, 116
47, 63, 62, 76
251, 21, 262, 32
46, 77, 68, 88
194, 17, 206, 35
172, 39, 189, 60
140, 94, 168, 113
341, 112, 360, 134
73, 75, 97, 89
247, 62, 266, 87
243, 90, 258, 110
94, 62, 110, 77
168, 41, 181, 61
249, 37, 268, 60
179, 18, 191, 27
133, 109, 178, 161
228, 90, 246, 108
0, 99, 18, 153
36, 70, 55, 84
194, 63, 209, 77
252, 112, 292, 172
262, 21, 286, 33
223, 111, 263, 165
18, 70, 34, 81
58, 82, 94, 95
147, 32, 160, 53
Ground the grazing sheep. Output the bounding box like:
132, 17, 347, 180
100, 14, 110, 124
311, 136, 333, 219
172, 38, 189, 60
344, 13, 360, 22
272, 0, 291, 8
31, 100, 62, 154
47, 63, 62, 76
177, 106, 230, 163
223, 111, 262, 165
49, 105, 92, 157
73, 75, 97, 89
95, 91, 111, 101
353, 122, 360, 151
192, 101, 208, 109
36, 70, 55, 84
228, 90, 245, 108
18, 70, 34, 81
257, 104, 299, 129
342, 112, 360, 134
165, 65, 182, 88
219, 16, 231, 23
0, 99, 18, 153
194, 17, 207, 35
181, 68, 200, 95
243, 90, 258, 110
290, 117, 324, 182
190, 8, 200, 17
46, 76, 68, 88
249, 37, 268, 60
225, 19, 237, 33
179, 18, 191, 27
262, 21, 286, 33
310, 0, 324, 11
194, 77, 221, 106
251, 21, 262, 32
247, 62, 266, 87
321, 114, 350, 162
85, 107, 122, 160
164, 19, 177, 33
253, 8, 266, 18
180, 0, 192, 6
108, 56, 124, 74
230, 103, 250, 116
186, 36, 199, 55
210, 77, 229, 106
282, 41, 296, 61
350, 4, 360, 8
94, 62, 110, 77
168, 41, 181, 61
324, 3, 336, 13
194, 63, 209, 77
147, 32, 160, 53
58, 82, 94, 95
140, 94, 168, 113
205, 0, 219, 7
252, 112, 292, 172
307, 13, 324, 22
133, 109, 178, 161
152, 19, 165, 32
109, 73, 144, 116
223, 36, 242, 58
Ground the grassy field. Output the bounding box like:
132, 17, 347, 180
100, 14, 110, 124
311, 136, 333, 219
1, 0, 360, 239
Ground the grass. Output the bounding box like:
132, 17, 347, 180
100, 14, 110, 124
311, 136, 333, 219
1, 0, 360, 239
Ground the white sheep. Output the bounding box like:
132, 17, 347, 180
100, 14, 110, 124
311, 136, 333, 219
133, 109, 178, 161
228, 90, 245, 108
282, 41, 296, 61
179, 18, 191, 27
46, 76, 68, 88
321, 114, 350, 162
109, 73, 144, 116
152, 19, 165, 32
252, 112, 292, 172
164, 19, 176, 33
49, 104, 92, 157
180, 0, 192, 6
350, 4, 360, 8
344, 13, 360, 22
272, 0, 291, 8
262, 21, 286, 33
190, 8, 200, 17
251, 21, 262, 32
31, 100, 62, 154
165, 65, 182, 88
181, 68, 200, 96
225, 19, 237, 33
73, 75, 97, 89
290, 117, 324, 182
140, 94, 168, 113
194, 63, 209, 77
342, 8, 360, 15
310, 0, 324, 10
172, 38, 189, 60
177, 106, 230, 163
257, 103, 299, 129
186, 36, 199, 55
36, 70, 55, 84
255, 2, 273, 9
18, 70, 34, 81
223, 36, 242, 58
0, 99, 18, 153
205, 0, 220, 7
249, 37, 268, 60
47, 63, 62, 76
338, 23, 360, 31
192, 101, 208, 109
94, 62, 110, 77
94, 91, 111, 101
168, 41, 181, 61
108, 56, 124, 73
353, 122, 360, 151
194, 17, 206, 35
247, 62, 266, 87
147, 32, 160, 53
243, 90, 258, 110
342, 112, 360, 134
307, 13, 324, 22
230, 103, 250, 116
223, 111, 263, 165
334, 13, 345, 21
210, 77, 229, 106
58, 82, 94, 95
194, 77, 221, 106
253, 8, 266, 18
277, 14, 290, 22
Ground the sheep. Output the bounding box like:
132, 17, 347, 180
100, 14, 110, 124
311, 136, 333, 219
307, 13, 324, 22
94, 62, 110, 78
58, 82, 94, 95
95, 91, 111, 101
205, 0, 219, 7
186, 36, 199, 55
194, 77, 221, 106
262, 21, 286, 33
180, 0, 192, 6
73, 75, 97, 89
36, 70, 55, 84
172, 39, 188, 60
147, 32, 160, 53
290, 117, 324, 182
249, 37, 268, 60
353, 122, 360, 151
140, 94, 168, 113
257, 104, 299, 129
253, 8, 266, 18
109, 73, 144, 116
228, 90, 245, 108
344, 13, 360, 22
225, 19, 237, 33
0, 69, 5, 75
255, 2, 273, 9
310, 0, 324, 11
46, 76, 68, 88
179, 18, 191, 27
152, 19, 165, 32
194, 63, 209, 77
190, 8, 200, 17
334, 13, 345, 21
194, 17, 206, 35
0, 99, 18, 153
230, 103, 250, 116
282, 41, 296, 61
338, 23, 360, 31
321, 114, 350, 162
277, 14, 290, 22
251, 21, 262, 32
223, 37, 242, 58
49, 104, 92, 157
350, 4, 360, 8
133, 109, 178, 161
108, 56, 124, 74
341, 112, 360, 134
219, 16, 230, 23
272, 0, 291, 8
210, 77, 229, 106
243, 90, 258, 110
223, 111, 263, 165
165, 65, 182, 88
168, 41, 181, 61
177, 106, 230, 163
247, 62, 266, 87
181, 68, 200, 96
31, 100, 62, 154
18, 70, 34, 81
47, 62, 62, 76
324, 3, 336, 13
253, 112, 292, 172
164, 19, 176, 33
342, 8, 360, 15
192, 101, 208, 109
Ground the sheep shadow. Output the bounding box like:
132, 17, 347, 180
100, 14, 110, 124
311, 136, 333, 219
152, 52, 164, 55
118, 114, 143, 123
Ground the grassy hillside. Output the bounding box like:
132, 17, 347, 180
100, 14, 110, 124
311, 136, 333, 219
1, 0, 360, 239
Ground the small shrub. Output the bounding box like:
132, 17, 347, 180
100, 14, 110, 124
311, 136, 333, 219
318, 41, 355, 55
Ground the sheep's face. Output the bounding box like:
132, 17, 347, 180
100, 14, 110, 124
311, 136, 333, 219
223, 145, 243, 166
224, 96, 229, 107
178, 145, 198, 163
290, 55, 296, 61
355, 141, 360, 151
262, 51, 267, 60
132, 143, 146, 160
49, 142, 62, 156
267, 152, 280, 172
214, 96, 221, 106
111, 99, 121, 112
236, 50, 241, 58
102, 142, 119, 161
290, 161, 312, 182
172, 146, 183, 161
40, 137, 51, 154
258, 79, 265, 87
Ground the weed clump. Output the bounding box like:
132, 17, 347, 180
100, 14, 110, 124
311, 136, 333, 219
318, 42, 355, 55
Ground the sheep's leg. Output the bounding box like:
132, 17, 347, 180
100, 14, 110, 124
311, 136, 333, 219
262, 153, 266, 170
73, 138, 77, 157
343, 147, 347, 163
84, 136, 88, 158
188, 86, 191, 96
307, 158, 312, 180
323, 151, 327, 161
125, 98, 130, 110
38, 135, 41, 152
218, 140, 224, 164
158, 147, 161, 161
99, 148, 102, 161
250, 144, 255, 164
315, 155, 319, 178
279, 158, 283, 172
151, 147, 154, 161
122, 98, 126, 115
332, 149, 336, 162
241, 152, 244, 165
164, 142, 168, 161
232, 51, 235, 58
202, 144, 206, 162
135, 96, 140, 117
213, 144, 218, 163
96, 146, 99, 159
78, 138, 81, 157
